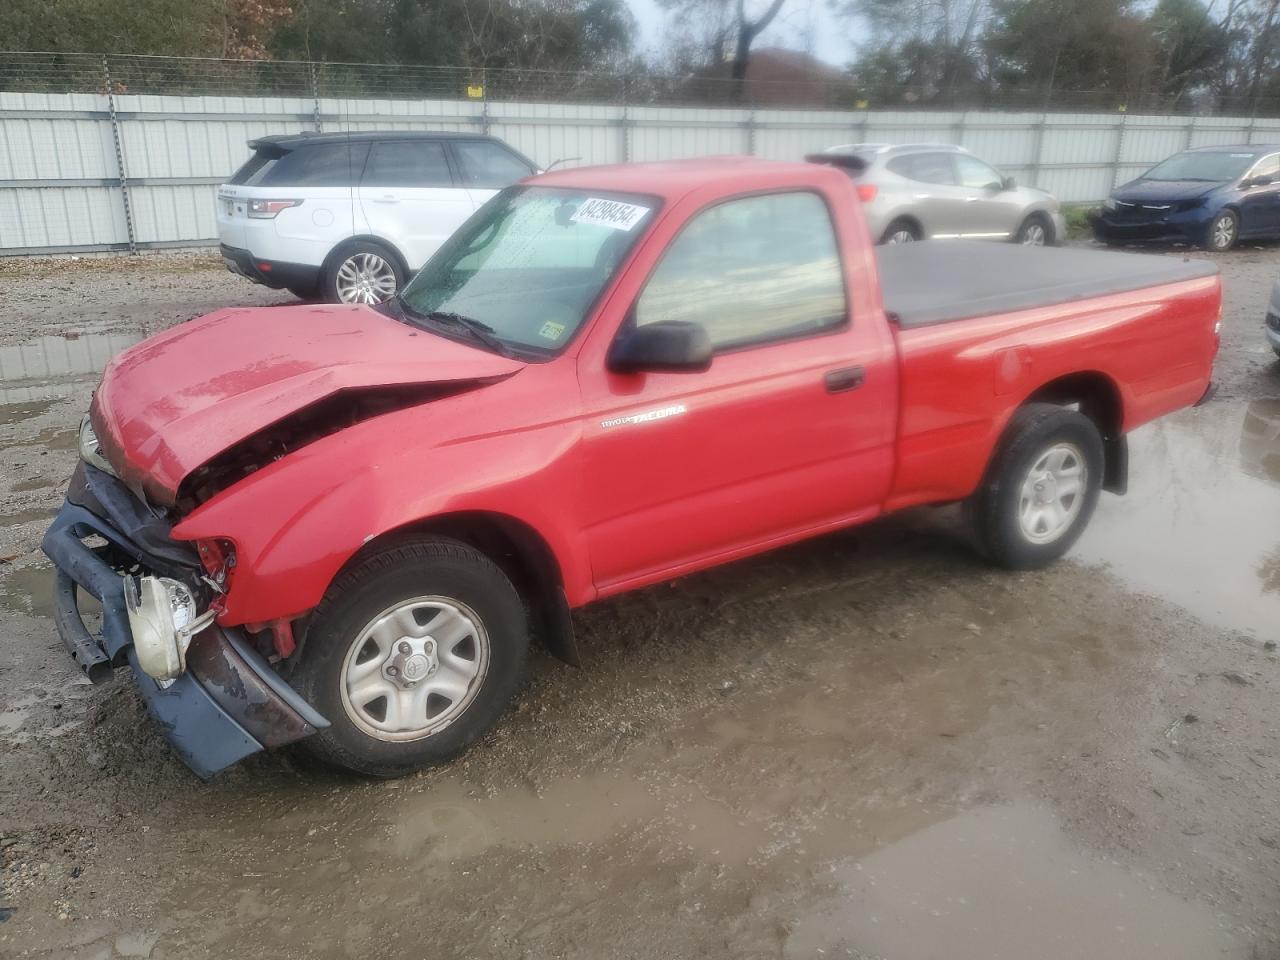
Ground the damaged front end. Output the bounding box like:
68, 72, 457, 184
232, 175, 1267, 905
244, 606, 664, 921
41, 454, 327, 778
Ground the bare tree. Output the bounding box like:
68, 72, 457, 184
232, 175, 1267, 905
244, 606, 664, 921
730, 0, 788, 89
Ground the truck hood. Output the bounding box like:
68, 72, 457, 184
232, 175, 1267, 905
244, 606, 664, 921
91, 304, 524, 506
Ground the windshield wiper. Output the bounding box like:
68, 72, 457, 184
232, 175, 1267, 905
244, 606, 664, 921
424, 311, 513, 357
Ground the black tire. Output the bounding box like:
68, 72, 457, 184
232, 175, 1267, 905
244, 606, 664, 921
1204, 209, 1239, 252
881, 218, 922, 245
1014, 213, 1053, 246
292, 538, 530, 777
321, 240, 405, 305
1273, 345, 1280, 359
968, 403, 1104, 570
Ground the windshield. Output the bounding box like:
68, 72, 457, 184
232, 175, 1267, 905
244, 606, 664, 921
399, 186, 657, 355
1142, 151, 1257, 182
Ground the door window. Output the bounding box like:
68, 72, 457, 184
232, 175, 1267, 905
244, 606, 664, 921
954, 154, 1004, 189
453, 141, 536, 188
362, 141, 453, 188
634, 192, 847, 351
1247, 154, 1280, 183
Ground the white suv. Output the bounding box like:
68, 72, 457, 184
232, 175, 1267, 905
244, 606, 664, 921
216, 132, 539, 303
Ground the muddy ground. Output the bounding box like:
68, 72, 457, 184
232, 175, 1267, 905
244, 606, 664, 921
1, 244, 1279, 960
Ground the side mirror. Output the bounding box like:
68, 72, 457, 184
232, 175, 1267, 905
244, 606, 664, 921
1001, 175, 1016, 190
607, 321, 712, 374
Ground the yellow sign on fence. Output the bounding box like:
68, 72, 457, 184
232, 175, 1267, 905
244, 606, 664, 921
467, 85, 484, 99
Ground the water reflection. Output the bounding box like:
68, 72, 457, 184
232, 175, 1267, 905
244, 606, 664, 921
1075, 399, 1280, 638
0, 332, 142, 403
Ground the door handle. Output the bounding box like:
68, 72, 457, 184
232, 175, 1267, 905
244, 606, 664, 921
373, 194, 400, 203
824, 366, 865, 393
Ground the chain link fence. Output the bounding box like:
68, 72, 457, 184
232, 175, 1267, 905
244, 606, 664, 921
6, 50, 1280, 115
4, 50, 1280, 255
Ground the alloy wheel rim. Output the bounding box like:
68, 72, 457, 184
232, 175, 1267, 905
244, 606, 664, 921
889, 230, 916, 244
336, 253, 397, 304
1022, 223, 1046, 245
1213, 216, 1235, 250
1018, 442, 1087, 544
340, 597, 490, 741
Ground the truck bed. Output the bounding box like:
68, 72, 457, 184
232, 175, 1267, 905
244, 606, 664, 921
877, 240, 1219, 329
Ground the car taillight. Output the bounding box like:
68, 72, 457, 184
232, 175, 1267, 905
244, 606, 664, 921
248, 199, 301, 219
856, 184, 878, 202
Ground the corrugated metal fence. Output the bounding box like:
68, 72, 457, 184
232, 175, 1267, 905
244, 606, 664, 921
4, 89, 1280, 255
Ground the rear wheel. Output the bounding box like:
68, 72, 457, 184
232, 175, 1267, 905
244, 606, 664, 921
293, 538, 530, 777
323, 241, 404, 305
968, 404, 1104, 570
1205, 210, 1239, 252
882, 219, 922, 245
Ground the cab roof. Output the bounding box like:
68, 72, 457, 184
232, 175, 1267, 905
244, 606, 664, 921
529, 156, 847, 203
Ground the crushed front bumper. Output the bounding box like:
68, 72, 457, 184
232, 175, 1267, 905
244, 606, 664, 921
41, 462, 327, 778
1089, 210, 1210, 245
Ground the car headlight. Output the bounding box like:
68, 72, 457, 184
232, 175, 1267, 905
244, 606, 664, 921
125, 576, 216, 681
78, 414, 117, 477
1103, 197, 1118, 211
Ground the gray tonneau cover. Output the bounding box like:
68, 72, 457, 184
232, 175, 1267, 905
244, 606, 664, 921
877, 240, 1219, 329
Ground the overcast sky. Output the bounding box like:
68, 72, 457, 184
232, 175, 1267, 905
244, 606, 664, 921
626, 0, 858, 68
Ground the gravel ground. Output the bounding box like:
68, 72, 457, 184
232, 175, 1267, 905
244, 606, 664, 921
1, 245, 1279, 960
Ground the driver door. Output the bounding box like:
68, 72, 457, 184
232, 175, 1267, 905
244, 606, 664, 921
1239, 153, 1280, 237
576, 191, 898, 592
952, 154, 1021, 239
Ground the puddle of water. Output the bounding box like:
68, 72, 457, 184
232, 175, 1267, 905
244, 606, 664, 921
1076, 400, 1280, 639
0, 397, 59, 426
369, 770, 771, 867
0, 332, 142, 405
10, 425, 79, 451
786, 803, 1243, 960
0, 506, 56, 527
0, 564, 58, 619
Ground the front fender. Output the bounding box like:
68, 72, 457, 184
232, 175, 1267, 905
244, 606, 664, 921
173, 411, 590, 625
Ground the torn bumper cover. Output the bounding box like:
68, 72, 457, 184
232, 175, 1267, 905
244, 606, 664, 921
41, 462, 327, 778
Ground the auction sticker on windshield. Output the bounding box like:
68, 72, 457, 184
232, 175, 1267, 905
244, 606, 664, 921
571, 198, 650, 231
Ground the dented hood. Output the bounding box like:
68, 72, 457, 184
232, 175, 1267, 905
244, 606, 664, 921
92, 304, 524, 505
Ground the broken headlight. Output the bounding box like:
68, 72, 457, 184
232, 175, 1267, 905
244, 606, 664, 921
78, 414, 117, 477
124, 576, 216, 681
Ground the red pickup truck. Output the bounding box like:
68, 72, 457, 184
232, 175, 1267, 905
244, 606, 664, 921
43, 158, 1221, 778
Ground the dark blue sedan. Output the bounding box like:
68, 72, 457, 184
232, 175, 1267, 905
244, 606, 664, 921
1091, 144, 1280, 251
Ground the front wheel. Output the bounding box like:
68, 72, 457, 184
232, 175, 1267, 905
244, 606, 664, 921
292, 538, 530, 777
1015, 214, 1052, 246
1205, 210, 1239, 252
968, 404, 1104, 570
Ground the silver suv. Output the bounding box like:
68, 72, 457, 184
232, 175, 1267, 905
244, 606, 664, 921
809, 143, 1066, 246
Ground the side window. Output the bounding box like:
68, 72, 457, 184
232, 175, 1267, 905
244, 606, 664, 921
261, 143, 370, 187
886, 155, 916, 179
454, 141, 535, 188
362, 141, 452, 188
635, 192, 847, 351
1248, 154, 1280, 182
955, 154, 1003, 190
903, 152, 956, 185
